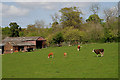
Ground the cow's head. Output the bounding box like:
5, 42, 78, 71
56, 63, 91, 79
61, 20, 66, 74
92, 49, 94, 52
48, 56, 50, 58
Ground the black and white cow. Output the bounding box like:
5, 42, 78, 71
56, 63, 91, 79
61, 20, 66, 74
92, 49, 104, 57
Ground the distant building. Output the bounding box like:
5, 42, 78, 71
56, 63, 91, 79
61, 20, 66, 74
1, 37, 46, 54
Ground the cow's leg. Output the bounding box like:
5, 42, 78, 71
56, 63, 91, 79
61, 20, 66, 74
48, 56, 50, 58
100, 52, 103, 57
100, 52, 102, 57
102, 52, 104, 56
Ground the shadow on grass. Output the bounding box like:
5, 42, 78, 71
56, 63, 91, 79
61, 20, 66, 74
93, 55, 103, 57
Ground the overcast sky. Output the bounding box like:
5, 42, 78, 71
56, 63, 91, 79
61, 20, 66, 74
0, 0, 119, 28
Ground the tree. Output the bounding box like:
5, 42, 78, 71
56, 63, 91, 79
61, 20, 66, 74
19, 27, 22, 31
27, 24, 36, 32
59, 7, 83, 29
90, 3, 100, 14
52, 22, 59, 28
103, 19, 118, 42
63, 27, 84, 44
104, 6, 118, 22
35, 20, 45, 28
26, 24, 37, 36
52, 32, 64, 45
103, 6, 118, 42
9, 22, 20, 37
34, 20, 46, 36
2, 27, 11, 39
84, 23, 104, 42
19, 28, 26, 37
51, 21, 58, 32
51, 13, 60, 23
86, 14, 103, 23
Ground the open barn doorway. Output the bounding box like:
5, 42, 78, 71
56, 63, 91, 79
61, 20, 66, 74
18, 46, 24, 52
36, 41, 42, 49
0, 46, 4, 54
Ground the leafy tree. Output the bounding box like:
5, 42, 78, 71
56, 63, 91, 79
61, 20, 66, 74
51, 13, 60, 23
2, 27, 11, 39
63, 27, 84, 44
19, 28, 26, 37
19, 27, 22, 31
86, 14, 103, 23
84, 23, 104, 42
9, 22, 20, 37
59, 7, 83, 28
104, 28, 113, 42
52, 22, 59, 28
51, 22, 63, 33
52, 32, 64, 45
103, 19, 118, 42
51, 21, 59, 31
27, 24, 36, 32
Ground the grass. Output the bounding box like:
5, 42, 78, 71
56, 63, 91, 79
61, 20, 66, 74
2, 43, 118, 78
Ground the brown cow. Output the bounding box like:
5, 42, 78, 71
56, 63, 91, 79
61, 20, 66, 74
92, 49, 104, 57
64, 52, 67, 57
48, 52, 54, 58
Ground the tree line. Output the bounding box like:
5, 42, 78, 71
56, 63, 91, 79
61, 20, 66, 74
1, 4, 119, 46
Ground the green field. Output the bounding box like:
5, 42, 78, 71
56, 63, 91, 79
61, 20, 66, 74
2, 43, 118, 78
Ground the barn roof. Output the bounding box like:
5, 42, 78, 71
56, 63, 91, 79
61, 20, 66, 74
6, 41, 35, 46
2, 37, 46, 46
0, 44, 4, 46
3, 36, 46, 42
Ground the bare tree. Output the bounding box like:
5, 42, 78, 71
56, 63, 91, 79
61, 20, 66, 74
35, 20, 45, 28
90, 3, 100, 14
104, 6, 118, 22
34, 20, 45, 33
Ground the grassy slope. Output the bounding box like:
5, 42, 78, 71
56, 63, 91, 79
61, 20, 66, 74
2, 43, 118, 78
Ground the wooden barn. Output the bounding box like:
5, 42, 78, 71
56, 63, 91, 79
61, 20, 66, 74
2, 37, 46, 54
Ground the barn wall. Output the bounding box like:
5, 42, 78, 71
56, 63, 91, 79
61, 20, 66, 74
4, 43, 13, 54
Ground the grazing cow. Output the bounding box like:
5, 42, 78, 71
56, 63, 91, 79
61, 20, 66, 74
77, 45, 80, 51
77, 45, 82, 51
92, 49, 104, 57
48, 52, 54, 58
64, 52, 67, 57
